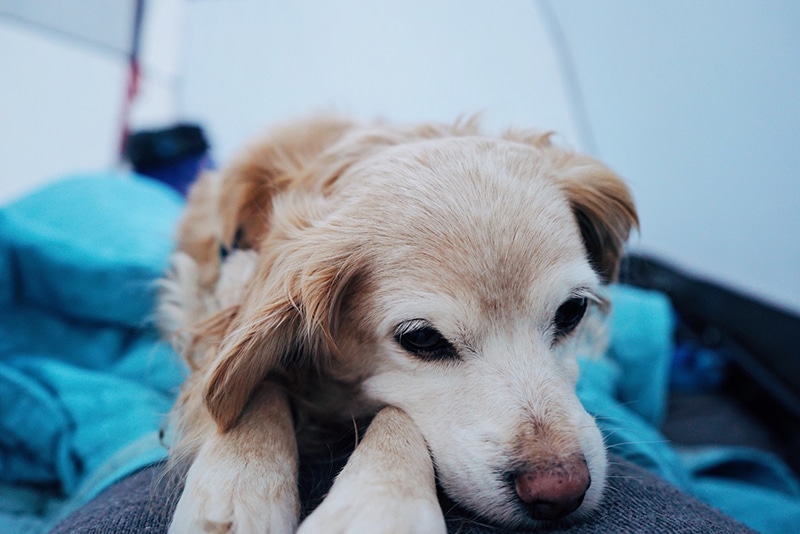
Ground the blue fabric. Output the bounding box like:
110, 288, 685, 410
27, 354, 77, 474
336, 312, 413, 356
578, 285, 800, 534
0, 174, 185, 533
683, 447, 800, 534
1, 174, 798, 533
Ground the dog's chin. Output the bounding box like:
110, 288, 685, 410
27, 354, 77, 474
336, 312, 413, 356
435, 461, 606, 530
438, 485, 603, 531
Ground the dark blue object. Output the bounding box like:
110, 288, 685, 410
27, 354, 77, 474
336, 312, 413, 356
124, 124, 213, 196
671, 321, 730, 392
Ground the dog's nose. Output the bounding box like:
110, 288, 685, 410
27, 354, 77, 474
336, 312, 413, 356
513, 459, 591, 521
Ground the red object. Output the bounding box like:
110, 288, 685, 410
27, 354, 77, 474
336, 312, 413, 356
118, 0, 146, 160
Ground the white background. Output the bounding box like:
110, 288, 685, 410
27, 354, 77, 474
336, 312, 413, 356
1, 0, 798, 314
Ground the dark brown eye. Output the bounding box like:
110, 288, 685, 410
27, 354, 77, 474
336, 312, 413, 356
395, 322, 458, 361
553, 297, 588, 338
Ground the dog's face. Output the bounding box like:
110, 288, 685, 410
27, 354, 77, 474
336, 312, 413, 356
333, 138, 612, 526
199, 130, 636, 528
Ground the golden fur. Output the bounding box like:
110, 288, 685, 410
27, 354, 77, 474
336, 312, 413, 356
159, 116, 637, 533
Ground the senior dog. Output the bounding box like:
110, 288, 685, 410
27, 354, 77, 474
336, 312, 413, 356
159, 116, 637, 533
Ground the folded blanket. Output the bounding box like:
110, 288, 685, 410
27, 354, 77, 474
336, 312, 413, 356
0, 174, 797, 533
580, 285, 800, 533
0, 174, 185, 533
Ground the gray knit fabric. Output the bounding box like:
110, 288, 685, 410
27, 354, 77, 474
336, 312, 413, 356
51, 455, 754, 534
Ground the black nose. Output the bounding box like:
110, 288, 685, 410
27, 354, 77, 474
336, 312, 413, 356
512, 459, 591, 521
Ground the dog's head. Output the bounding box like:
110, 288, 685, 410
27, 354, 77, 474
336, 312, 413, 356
198, 121, 637, 527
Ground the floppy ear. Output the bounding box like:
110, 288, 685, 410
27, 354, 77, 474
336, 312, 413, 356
202, 289, 300, 432
203, 237, 365, 432
502, 129, 638, 282
195, 118, 364, 432
174, 117, 355, 289
217, 117, 356, 253
560, 166, 638, 283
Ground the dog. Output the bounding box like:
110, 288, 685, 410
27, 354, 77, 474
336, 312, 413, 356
158, 116, 637, 533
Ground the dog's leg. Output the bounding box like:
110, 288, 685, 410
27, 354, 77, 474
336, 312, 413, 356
170, 386, 300, 534
298, 406, 446, 534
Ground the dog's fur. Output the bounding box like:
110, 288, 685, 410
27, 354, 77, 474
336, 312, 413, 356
159, 116, 637, 533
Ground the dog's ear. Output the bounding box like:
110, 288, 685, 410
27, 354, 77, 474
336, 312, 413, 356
560, 165, 638, 282
175, 117, 355, 289
217, 117, 356, 253
203, 229, 365, 432
502, 130, 638, 282
202, 288, 300, 432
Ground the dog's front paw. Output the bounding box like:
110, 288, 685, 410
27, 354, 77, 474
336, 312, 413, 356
169, 460, 299, 534
298, 486, 446, 534
298, 406, 445, 534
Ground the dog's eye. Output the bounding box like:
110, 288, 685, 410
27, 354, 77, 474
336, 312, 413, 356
395, 323, 458, 360
553, 297, 588, 338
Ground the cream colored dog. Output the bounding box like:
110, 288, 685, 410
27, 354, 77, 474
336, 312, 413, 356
159, 116, 637, 533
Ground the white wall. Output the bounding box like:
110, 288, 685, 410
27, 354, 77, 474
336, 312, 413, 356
177, 0, 800, 314
0, 0, 183, 203
178, 0, 582, 162
2, 0, 798, 314
129, 0, 184, 129
549, 0, 800, 313
0, 21, 124, 202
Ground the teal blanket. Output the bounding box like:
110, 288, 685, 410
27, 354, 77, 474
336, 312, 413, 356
1, 174, 797, 533
0, 174, 185, 532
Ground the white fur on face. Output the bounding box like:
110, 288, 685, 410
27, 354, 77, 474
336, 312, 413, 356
360, 282, 608, 527
334, 138, 609, 527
